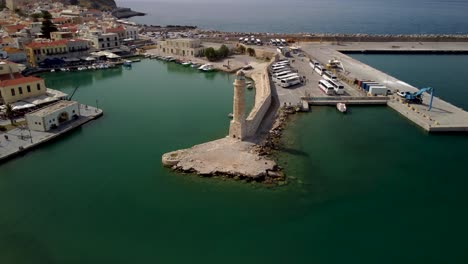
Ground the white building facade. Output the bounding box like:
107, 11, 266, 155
26, 101, 80, 132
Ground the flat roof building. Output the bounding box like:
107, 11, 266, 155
26, 100, 80, 132
156, 39, 205, 57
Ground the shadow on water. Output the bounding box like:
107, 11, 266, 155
279, 146, 310, 157
0, 225, 56, 264
39, 68, 123, 89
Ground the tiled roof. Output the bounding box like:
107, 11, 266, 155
106, 26, 125, 33
4, 25, 25, 34
0, 76, 43, 87
0, 73, 23, 81
26, 40, 68, 48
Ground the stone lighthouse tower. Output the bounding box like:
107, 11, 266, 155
229, 70, 246, 140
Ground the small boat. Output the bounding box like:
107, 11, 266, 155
145, 54, 151, 58
132, 59, 141, 63
50, 69, 55, 72
191, 63, 201, 68
182, 61, 192, 66
228, 113, 233, 119
247, 84, 254, 89
336, 103, 347, 113
123, 60, 132, 67
198, 64, 214, 72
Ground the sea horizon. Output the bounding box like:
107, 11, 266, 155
117, 0, 468, 34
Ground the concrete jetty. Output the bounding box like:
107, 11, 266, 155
0, 105, 103, 162
301, 42, 468, 132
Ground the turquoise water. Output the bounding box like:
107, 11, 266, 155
117, 0, 468, 34
349, 54, 468, 110
0, 56, 468, 263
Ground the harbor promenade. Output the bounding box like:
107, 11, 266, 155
0, 105, 103, 162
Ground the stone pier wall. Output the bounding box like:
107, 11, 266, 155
244, 58, 275, 138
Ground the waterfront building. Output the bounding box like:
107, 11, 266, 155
25, 39, 90, 67
0, 61, 47, 105
82, 30, 120, 51
156, 38, 205, 57
26, 100, 80, 132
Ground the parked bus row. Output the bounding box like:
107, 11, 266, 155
239, 36, 263, 46
318, 79, 345, 95
270, 39, 287, 46
269, 59, 303, 88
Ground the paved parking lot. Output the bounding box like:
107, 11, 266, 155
272, 54, 366, 106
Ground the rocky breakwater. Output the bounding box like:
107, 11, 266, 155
253, 104, 301, 157
162, 138, 284, 184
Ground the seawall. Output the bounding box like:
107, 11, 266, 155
244, 58, 275, 138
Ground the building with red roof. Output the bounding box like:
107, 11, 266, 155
0, 61, 47, 104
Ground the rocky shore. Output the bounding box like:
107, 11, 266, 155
112, 7, 145, 19
162, 138, 285, 185
253, 105, 300, 157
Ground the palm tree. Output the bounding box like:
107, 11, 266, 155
5, 104, 14, 125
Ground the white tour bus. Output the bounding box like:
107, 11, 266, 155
280, 76, 302, 88
270, 65, 289, 71
314, 65, 327, 76
318, 79, 335, 95
272, 70, 293, 79
328, 80, 345, 95
272, 61, 290, 67
270, 67, 292, 74
275, 73, 300, 83
323, 71, 338, 82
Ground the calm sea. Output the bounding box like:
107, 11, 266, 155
117, 0, 468, 34
0, 55, 467, 263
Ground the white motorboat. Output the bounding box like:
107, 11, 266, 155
198, 64, 214, 72
123, 60, 132, 67
182, 61, 192, 66
336, 103, 347, 113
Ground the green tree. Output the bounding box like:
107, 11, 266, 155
14, 8, 26, 17
70, 0, 80, 5
204, 47, 217, 61
237, 45, 246, 54
41, 11, 58, 39
217, 44, 230, 58
247, 48, 256, 57
30, 13, 42, 22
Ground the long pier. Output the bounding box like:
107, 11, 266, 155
301, 42, 468, 132
0, 105, 103, 163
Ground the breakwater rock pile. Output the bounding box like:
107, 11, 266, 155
162, 138, 284, 184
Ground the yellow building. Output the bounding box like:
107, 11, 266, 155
24, 40, 68, 67
0, 61, 47, 105
157, 39, 205, 57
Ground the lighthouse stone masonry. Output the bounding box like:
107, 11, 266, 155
229, 70, 247, 140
